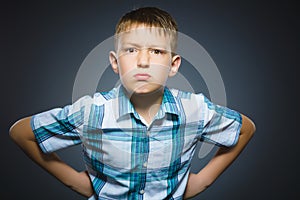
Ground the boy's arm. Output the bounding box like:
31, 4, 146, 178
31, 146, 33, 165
9, 117, 94, 198
183, 114, 255, 199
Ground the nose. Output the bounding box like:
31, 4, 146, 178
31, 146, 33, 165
137, 49, 150, 68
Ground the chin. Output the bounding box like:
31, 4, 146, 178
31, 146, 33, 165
134, 84, 164, 95
125, 83, 164, 96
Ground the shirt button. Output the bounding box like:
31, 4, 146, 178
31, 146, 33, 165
146, 131, 150, 136
139, 189, 145, 194
143, 162, 148, 167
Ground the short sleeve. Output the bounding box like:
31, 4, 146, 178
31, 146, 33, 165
30, 95, 91, 153
199, 95, 242, 147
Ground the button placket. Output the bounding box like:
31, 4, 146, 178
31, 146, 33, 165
137, 127, 149, 196
143, 161, 148, 167
139, 189, 145, 195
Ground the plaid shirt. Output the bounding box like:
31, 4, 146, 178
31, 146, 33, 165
31, 86, 242, 200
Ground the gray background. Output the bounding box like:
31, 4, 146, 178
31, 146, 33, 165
1, 0, 298, 199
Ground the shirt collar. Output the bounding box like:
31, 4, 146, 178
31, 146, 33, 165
117, 85, 136, 119
116, 86, 180, 121
159, 87, 180, 116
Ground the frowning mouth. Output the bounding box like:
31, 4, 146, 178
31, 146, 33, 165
134, 73, 151, 81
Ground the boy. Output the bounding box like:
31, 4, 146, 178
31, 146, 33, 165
9, 7, 255, 200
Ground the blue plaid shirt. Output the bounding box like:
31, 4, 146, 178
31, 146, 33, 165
31, 86, 242, 200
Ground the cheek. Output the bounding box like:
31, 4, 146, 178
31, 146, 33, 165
118, 57, 135, 74
151, 66, 170, 82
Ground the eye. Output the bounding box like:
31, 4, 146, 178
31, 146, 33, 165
125, 48, 136, 53
150, 49, 166, 55
151, 49, 162, 54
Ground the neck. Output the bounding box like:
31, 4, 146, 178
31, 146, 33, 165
126, 87, 165, 124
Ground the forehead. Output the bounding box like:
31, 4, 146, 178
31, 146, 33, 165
116, 26, 172, 49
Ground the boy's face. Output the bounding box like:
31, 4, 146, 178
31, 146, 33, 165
109, 25, 181, 96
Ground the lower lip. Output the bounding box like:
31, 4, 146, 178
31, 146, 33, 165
134, 74, 151, 81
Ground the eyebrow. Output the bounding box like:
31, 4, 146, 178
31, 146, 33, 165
121, 42, 169, 50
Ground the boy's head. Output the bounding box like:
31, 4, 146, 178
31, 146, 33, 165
109, 7, 181, 95
115, 7, 178, 52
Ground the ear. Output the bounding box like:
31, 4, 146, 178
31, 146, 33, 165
109, 51, 119, 74
169, 55, 181, 77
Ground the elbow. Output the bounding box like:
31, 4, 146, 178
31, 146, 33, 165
9, 120, 21, 142
9, 117, 32, 143
241, 115, 256, 139
247, 117, 256, 138
250, 120, 256, 136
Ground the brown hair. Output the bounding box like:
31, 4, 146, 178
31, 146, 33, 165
115, 7, 178, 52
115, 7, 178, 33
